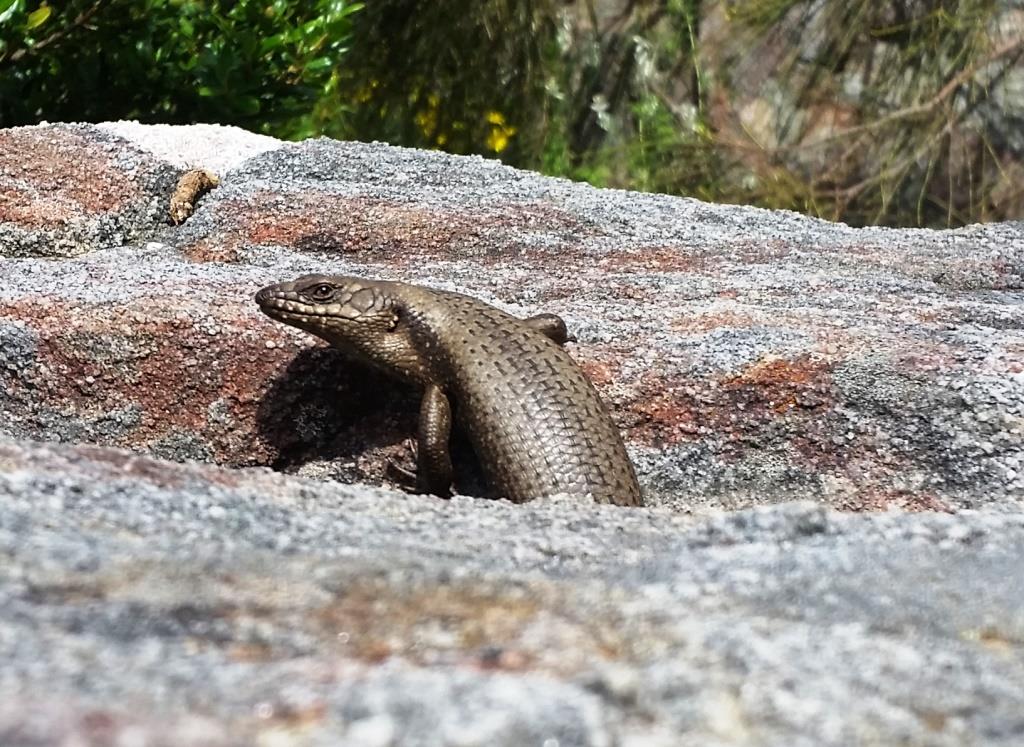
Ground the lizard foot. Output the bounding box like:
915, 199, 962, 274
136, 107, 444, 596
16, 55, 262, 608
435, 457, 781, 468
385, 438, 419, 491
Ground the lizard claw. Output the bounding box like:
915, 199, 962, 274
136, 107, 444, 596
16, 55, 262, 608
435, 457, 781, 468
386, 438, 419, 489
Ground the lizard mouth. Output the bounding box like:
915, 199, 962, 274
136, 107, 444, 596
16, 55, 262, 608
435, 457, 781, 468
263, 306, 320, 323
255, 291, 335, 326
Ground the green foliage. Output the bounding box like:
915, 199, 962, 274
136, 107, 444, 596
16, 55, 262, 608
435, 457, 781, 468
537, 0, 718, 192
333, 0, 560, 160
0, 0, 361, 138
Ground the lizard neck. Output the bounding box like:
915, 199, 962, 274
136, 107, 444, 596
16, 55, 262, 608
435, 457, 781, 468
323, 327, 435, 387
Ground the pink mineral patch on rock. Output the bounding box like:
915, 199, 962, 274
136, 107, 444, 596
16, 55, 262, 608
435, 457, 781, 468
0, 293, 302, 466
0, 128, 143, 227
181, 191, 593, 263
625, 356, 836, 448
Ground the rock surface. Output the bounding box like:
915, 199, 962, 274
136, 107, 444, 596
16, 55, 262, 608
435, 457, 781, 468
1, 122, 1023, 744
2, 437, 1023, 746
1, 122, 1022, 511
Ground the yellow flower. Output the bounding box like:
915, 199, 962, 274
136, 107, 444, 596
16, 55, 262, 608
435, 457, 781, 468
355, 79, 380, 103
415, 93, 443, 138
484, 111, 516, 153
485, 129, 510, 152
415, 108, 438, 136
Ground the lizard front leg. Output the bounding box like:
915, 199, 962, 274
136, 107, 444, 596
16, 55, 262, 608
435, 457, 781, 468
416, 383, 454, 498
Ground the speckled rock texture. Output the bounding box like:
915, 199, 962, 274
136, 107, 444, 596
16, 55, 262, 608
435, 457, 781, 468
1, 437, 1023, 746
1, 122, 1022, 511
0, 122, 1023, 744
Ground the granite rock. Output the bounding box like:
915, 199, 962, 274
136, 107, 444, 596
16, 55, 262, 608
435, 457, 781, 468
0, 438, 1022, 745
1, 123, 1022, 510
1, 121, 1024, 743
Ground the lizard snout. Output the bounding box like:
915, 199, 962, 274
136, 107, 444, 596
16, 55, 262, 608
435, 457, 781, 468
255, 282, 290, 308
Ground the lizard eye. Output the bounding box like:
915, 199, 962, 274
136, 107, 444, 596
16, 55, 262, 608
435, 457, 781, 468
310, 284, 334, 300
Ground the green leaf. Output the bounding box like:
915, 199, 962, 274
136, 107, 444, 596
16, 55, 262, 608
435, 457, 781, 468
260, 31, 285, 53
197, 85, 216, 97
26, 3, 50, 29
298, 17, 323, 37
237, 95, 260, 115
0, 0, 21, 23
304, 56, 333, 73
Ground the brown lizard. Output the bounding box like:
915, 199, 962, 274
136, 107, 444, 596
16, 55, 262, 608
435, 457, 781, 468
256, 275, 643, 506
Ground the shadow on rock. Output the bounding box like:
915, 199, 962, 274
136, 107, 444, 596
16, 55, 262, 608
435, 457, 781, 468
256, 346, 485, 496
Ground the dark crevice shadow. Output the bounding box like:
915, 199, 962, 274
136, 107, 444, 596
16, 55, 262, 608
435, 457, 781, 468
255, 346, 485, 496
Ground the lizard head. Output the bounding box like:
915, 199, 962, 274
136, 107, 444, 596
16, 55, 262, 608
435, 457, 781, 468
255, 274, 401, 344
256, 274, 438, 383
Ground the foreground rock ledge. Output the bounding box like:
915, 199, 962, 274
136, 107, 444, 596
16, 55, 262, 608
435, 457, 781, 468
1, 438, 1023, 745
1, 122, 1022, 511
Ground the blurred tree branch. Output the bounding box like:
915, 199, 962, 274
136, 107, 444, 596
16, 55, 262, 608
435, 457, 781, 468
5, 0, 107, 64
